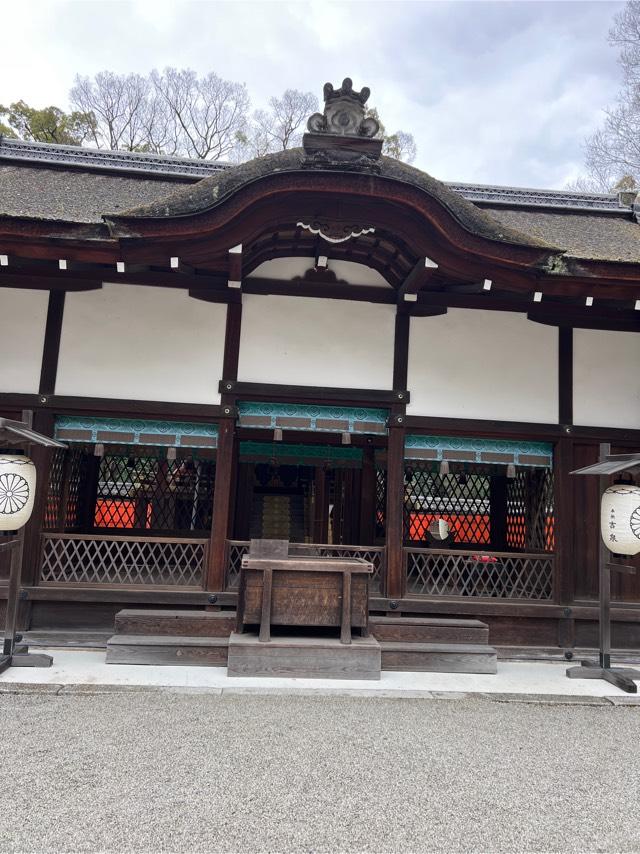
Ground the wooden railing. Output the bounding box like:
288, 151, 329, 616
225, 540, 385, 592
405, 547, 554, 600
39, 533, 208, 587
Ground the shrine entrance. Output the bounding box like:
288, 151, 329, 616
232, 451, 383, 547
225, 402, 389, 590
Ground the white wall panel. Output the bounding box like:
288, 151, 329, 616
574, 329, 640, 429
56, 283, 226, 403
0, 288, 48, 393
407, 309, 558, 423
238, 295, 396, 388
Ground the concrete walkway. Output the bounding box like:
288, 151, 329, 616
1, 648, 639, 701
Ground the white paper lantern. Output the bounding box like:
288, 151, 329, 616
0, 455, 36, 531
428, 518, 450, 541
600, 483, 640, 556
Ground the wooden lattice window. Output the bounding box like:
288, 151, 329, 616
43, 447, 91, 531
44, 445, 215, 536
95, 448, 215, 533
403, 460, 554, 552
404, 463, 491, 546
506, 468, 554, 552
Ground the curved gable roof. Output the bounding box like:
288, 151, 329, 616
107, 149, 557, 254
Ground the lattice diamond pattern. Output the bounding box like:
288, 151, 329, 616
507, 469, 554, 551
406, 550, 553, 599
43, 449, 65, 529
226, 541, 249, 588
43, 448, 89, 530
404, 464, 491, 545
375, 468, 386, 540
94, 451, 215, 532
40, 536, 206, 586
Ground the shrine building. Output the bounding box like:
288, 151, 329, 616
1, 78, 639, 656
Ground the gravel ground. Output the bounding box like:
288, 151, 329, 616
0, 691, 639, 853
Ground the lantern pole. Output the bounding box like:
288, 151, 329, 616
0, 417, 65, 675
599, 442, 611, 670
566, 443, 640, 693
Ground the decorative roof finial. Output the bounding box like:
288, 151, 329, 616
307, 77, 380, 138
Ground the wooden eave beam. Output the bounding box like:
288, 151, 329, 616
242, 277, 396, 304
528, 308, 640, 333
219, 380, 409, 407
0, 272, 102, 292
228, 244, 242, 289
170, 256, 195, 275
410, 289, 640, 330
0, 262, 226, 291
398, 257, 439, 302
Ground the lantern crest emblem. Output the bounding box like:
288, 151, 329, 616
0, 456, 36, 531
600, 483, 640, 556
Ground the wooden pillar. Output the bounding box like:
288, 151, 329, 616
20, 410, 55, 586
342, 468, 360, 544
79, 455, 101, 532
393, 311, 410, 390
553, 436, 574, 605
359, 445, 376, 545
558, 327, 573, 427
222, 300, 242, 381
234, 463, 254, 541
385, 417, 406, 599
38, 291, 66, 396
385, 304, 410, 599
313, 466, 328, 543
207, 417, 237, 590
489, 474, 508, 552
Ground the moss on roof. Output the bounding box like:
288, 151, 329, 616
0, 165, 190, 224
111, 149, 556, 253
486, 207, 640, 264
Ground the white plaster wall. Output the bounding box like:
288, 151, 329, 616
407, 309, 558, 423
573, 329, 640, 429
248, 257, 391, 287
0, 288, 49, 393
56, 283, 226, 403
238, 294, 396, 388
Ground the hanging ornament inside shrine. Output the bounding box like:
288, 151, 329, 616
0, 455, 36, 531
600, 482, 640, 556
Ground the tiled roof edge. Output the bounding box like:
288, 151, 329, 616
0, 136, 226, 179
446, 181, 627, 213
0, 136, 632, 212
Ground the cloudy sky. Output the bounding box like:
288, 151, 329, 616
0, 0, 626, 188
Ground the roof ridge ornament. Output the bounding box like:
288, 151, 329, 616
307, 77, 379, 138
303, 77, 383, 170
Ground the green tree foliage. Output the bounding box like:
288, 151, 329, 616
0, 100, 95, 145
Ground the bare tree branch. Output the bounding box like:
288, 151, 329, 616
573, 1, 640, 190
237, 89, 318, 159
150, 67, 249, 160
70, 72, 153, 151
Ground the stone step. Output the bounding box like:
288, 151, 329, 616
370, 616, 489, 645
114, 609, 236, 638
227, 632, 381, 680
380, 641, 497, 674
106, 634, 229, 666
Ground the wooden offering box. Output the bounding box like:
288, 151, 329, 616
237, 539, 372, 644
